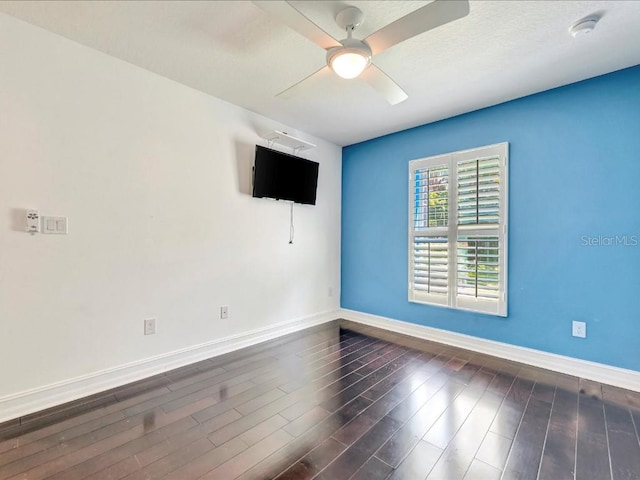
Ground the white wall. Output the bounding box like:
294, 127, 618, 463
0, 13, 341, 415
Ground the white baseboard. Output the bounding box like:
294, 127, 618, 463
340, 309, 640, 392
5, 307, 637, 425
0, 310, 340, 424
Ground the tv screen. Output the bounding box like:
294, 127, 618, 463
252, 145, 319, 205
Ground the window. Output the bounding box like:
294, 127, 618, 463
408, 143, 508, 316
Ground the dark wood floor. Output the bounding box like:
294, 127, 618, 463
2, 320, 640, 480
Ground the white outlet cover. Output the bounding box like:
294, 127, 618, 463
144, 318, 156, 335
572, 321, 586, 338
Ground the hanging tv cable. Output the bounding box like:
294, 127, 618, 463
289, 201, 295, 244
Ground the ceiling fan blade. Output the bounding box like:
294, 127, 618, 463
364, 0, 470, 55
360, 65, 408, 105
276, 65, 333, 99
253, 1, 341, 50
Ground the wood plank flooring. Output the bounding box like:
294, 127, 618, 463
2, 320, 640, 480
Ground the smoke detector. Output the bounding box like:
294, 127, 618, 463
570, 18, 599, 38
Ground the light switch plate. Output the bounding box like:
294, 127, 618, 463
42, 216, 68, 234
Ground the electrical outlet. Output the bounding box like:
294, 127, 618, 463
220, 306, 229, 320
572, 320, 586, 338
328, 287, 333, 297
144, 318, 156, 335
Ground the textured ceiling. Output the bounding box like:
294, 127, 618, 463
2, 1, 640, 146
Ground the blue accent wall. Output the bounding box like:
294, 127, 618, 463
341, 65, 640, 371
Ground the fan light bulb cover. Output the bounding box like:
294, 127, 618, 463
330, 51, 368, 79
327, 39, 372, 79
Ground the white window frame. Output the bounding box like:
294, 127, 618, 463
408, 143, 509, 316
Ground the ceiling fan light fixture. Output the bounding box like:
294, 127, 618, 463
327, 39, 372, 79
330, 51, 368, 79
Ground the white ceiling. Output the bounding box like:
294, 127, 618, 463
2, 1, 640, 146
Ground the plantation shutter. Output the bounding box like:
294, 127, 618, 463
409, 143, 508, 316
456, 236, 500, 301
457, 156, 501, 226
409, 159, 450, 306
413, 236, 448, 295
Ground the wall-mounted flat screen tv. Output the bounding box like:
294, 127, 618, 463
252, 145, 319, 205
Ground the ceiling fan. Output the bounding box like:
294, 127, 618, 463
254, 0, 470, 105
